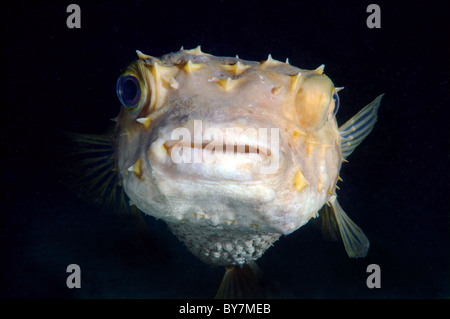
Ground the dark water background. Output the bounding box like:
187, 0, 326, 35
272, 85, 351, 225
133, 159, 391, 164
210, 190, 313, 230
1, 0, 449, 298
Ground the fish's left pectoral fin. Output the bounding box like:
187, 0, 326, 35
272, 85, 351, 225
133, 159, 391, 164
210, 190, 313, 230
339, 94, 384, 159
329, 198, 369, 258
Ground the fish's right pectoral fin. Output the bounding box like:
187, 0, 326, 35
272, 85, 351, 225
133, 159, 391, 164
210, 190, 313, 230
329, 198, 369, 258
58, 131, 131, 214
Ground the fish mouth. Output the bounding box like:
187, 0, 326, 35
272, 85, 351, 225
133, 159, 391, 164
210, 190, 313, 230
163, 140, 272, 157
148, 125, 285, 181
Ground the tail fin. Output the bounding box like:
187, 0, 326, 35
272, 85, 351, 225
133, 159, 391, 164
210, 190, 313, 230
215, 262, 262, 299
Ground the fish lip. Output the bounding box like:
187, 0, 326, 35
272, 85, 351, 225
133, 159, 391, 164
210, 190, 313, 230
160, 138, 279, 170
163, 140, 272, 157
147, 124, 286, 179
160, 124, 280, 163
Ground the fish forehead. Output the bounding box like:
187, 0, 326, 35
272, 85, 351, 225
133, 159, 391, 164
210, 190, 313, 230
149, 49, 296, 74
127, 49, 331, 122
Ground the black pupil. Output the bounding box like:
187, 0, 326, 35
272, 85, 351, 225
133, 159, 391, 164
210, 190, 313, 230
123, 78, 138, 100
117, 75, 140, 107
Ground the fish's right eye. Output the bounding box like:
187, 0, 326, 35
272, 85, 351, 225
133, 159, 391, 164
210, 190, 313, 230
116, 75, 141, 108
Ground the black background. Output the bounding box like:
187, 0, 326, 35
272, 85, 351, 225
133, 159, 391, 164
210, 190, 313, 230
1, 0, 449, 299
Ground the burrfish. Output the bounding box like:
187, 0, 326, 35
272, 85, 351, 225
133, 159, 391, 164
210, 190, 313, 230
69, 46, 383, 297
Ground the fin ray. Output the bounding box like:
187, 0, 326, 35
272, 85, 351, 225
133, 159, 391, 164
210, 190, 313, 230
59, 131, 132, 214
330, 198, 369, 258
66, 132, 113, 145
339, 94, 383, 159
215, 262, 262, 299
315, 204, 340, 241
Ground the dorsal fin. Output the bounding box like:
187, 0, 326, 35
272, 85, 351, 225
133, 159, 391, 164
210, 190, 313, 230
339, 94, 384, 159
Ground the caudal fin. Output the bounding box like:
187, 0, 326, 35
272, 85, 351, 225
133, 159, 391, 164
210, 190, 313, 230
215, 262, 262, 299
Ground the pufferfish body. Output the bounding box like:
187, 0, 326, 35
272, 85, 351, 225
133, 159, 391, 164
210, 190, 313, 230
69, 46, 382, 296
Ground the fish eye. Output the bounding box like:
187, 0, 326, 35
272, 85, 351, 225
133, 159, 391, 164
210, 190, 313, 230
328, 90, 340, 121
116, 75, 142, 108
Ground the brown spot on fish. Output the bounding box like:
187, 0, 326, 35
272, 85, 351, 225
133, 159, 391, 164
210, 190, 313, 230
271, 86, 283, 96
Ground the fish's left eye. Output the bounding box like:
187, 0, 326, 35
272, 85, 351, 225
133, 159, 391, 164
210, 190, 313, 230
116, 75, 142, 108
328, 91, 340, 121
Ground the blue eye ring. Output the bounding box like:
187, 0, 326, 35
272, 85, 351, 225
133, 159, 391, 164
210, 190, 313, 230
326, 90, 340, 122
116, 75, 142, 108
331, 90, 340, 118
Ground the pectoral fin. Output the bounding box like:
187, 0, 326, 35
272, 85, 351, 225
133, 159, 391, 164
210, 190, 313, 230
315, 204, 340, 242
329, 197, 369, 258
339, 94, 383, 159
59, 131, 131, 214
